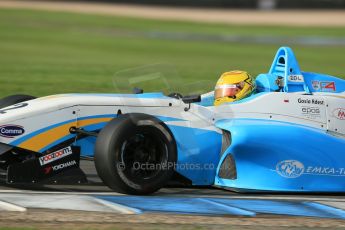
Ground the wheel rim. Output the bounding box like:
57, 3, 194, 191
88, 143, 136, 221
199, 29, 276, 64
119, 128, 168, 182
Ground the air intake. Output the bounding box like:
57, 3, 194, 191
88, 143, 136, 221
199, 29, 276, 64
218, 154, 237, 180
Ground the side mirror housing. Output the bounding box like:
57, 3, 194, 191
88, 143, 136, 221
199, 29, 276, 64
182, 95, 201, 104
132, 87, 144, 94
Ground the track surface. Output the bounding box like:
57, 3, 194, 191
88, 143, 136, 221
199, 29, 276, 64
1, 0, 345, 27
1, 160, 345, 229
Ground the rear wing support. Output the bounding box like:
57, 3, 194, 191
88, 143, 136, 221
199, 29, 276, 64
269, 46, 310, 93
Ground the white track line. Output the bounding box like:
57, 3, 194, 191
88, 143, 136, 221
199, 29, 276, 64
94, 198, 142, 214
0, 189, 124, 196
0, 200, 26, 212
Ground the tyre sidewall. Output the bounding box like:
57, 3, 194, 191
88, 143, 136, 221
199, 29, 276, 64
95, 113, 177, 195
0, 94, 36, 109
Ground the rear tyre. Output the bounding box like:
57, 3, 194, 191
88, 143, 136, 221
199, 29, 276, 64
94, 113, 177, 195
0, 94, 36, 109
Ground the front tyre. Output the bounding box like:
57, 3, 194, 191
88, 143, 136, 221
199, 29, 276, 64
94, 113, 177, 195
0, 94, 36, 109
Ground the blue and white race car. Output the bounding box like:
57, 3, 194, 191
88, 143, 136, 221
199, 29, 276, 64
0, 46, 344, 194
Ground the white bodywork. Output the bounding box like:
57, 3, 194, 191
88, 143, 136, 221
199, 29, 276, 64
0, 92, 344, 153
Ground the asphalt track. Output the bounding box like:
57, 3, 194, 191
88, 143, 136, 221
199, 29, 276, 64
2, 0, 345, 27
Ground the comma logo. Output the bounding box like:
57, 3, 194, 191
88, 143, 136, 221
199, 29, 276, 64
276, 160, 304, 178
0, 125, 25, 138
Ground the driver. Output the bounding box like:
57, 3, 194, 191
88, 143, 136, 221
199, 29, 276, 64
214, 70, 256, 106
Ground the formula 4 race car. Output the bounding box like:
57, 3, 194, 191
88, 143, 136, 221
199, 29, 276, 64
0, 46, 344, 194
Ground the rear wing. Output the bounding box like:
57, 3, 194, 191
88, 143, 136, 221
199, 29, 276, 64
256, 46, 345, 93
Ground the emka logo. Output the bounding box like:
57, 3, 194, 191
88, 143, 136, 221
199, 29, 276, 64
276, 160, 305, 178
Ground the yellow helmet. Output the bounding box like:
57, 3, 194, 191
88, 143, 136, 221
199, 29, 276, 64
214, 70, 256, 106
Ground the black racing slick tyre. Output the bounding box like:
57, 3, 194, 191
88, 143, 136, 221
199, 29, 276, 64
0, 94, 36, 109
94, 113, 177, 195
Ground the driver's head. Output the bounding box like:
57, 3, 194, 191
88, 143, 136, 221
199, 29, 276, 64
214, 70, 256, 106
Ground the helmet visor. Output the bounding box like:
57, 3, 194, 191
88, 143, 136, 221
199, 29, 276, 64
214, 83, 243, 99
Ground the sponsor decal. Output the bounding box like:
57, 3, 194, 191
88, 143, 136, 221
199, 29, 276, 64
43, 160, 77, 174
312, 80, 320, 90
333, 108, 345, 120
44, 166, 52, 174
301, 106, 321, 119
311, 81, 336, 92
0, 103, 28, 114
276, 160, 305, 178
0, 125, 25, 138
305, 167, 345, 176
276, 160, 345, 178
320, 81, 336, 92
297, 98, 324, 105
288, 75, 304, 83
39, 146, 73, 166
52, 160, 76, 171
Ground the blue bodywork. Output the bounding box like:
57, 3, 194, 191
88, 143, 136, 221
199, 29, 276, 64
256, 46, 345, 93
77, 123, 222, 185
211, 47, 345, 192
177, 47, 345, 192
215, 119, 345, 192
78, 47, 345, 192
200, 46, 344, 107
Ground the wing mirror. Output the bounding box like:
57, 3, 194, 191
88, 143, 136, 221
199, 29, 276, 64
182, 95, 201, 104
132, 87, 144, 94
182, 95, 201, 111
